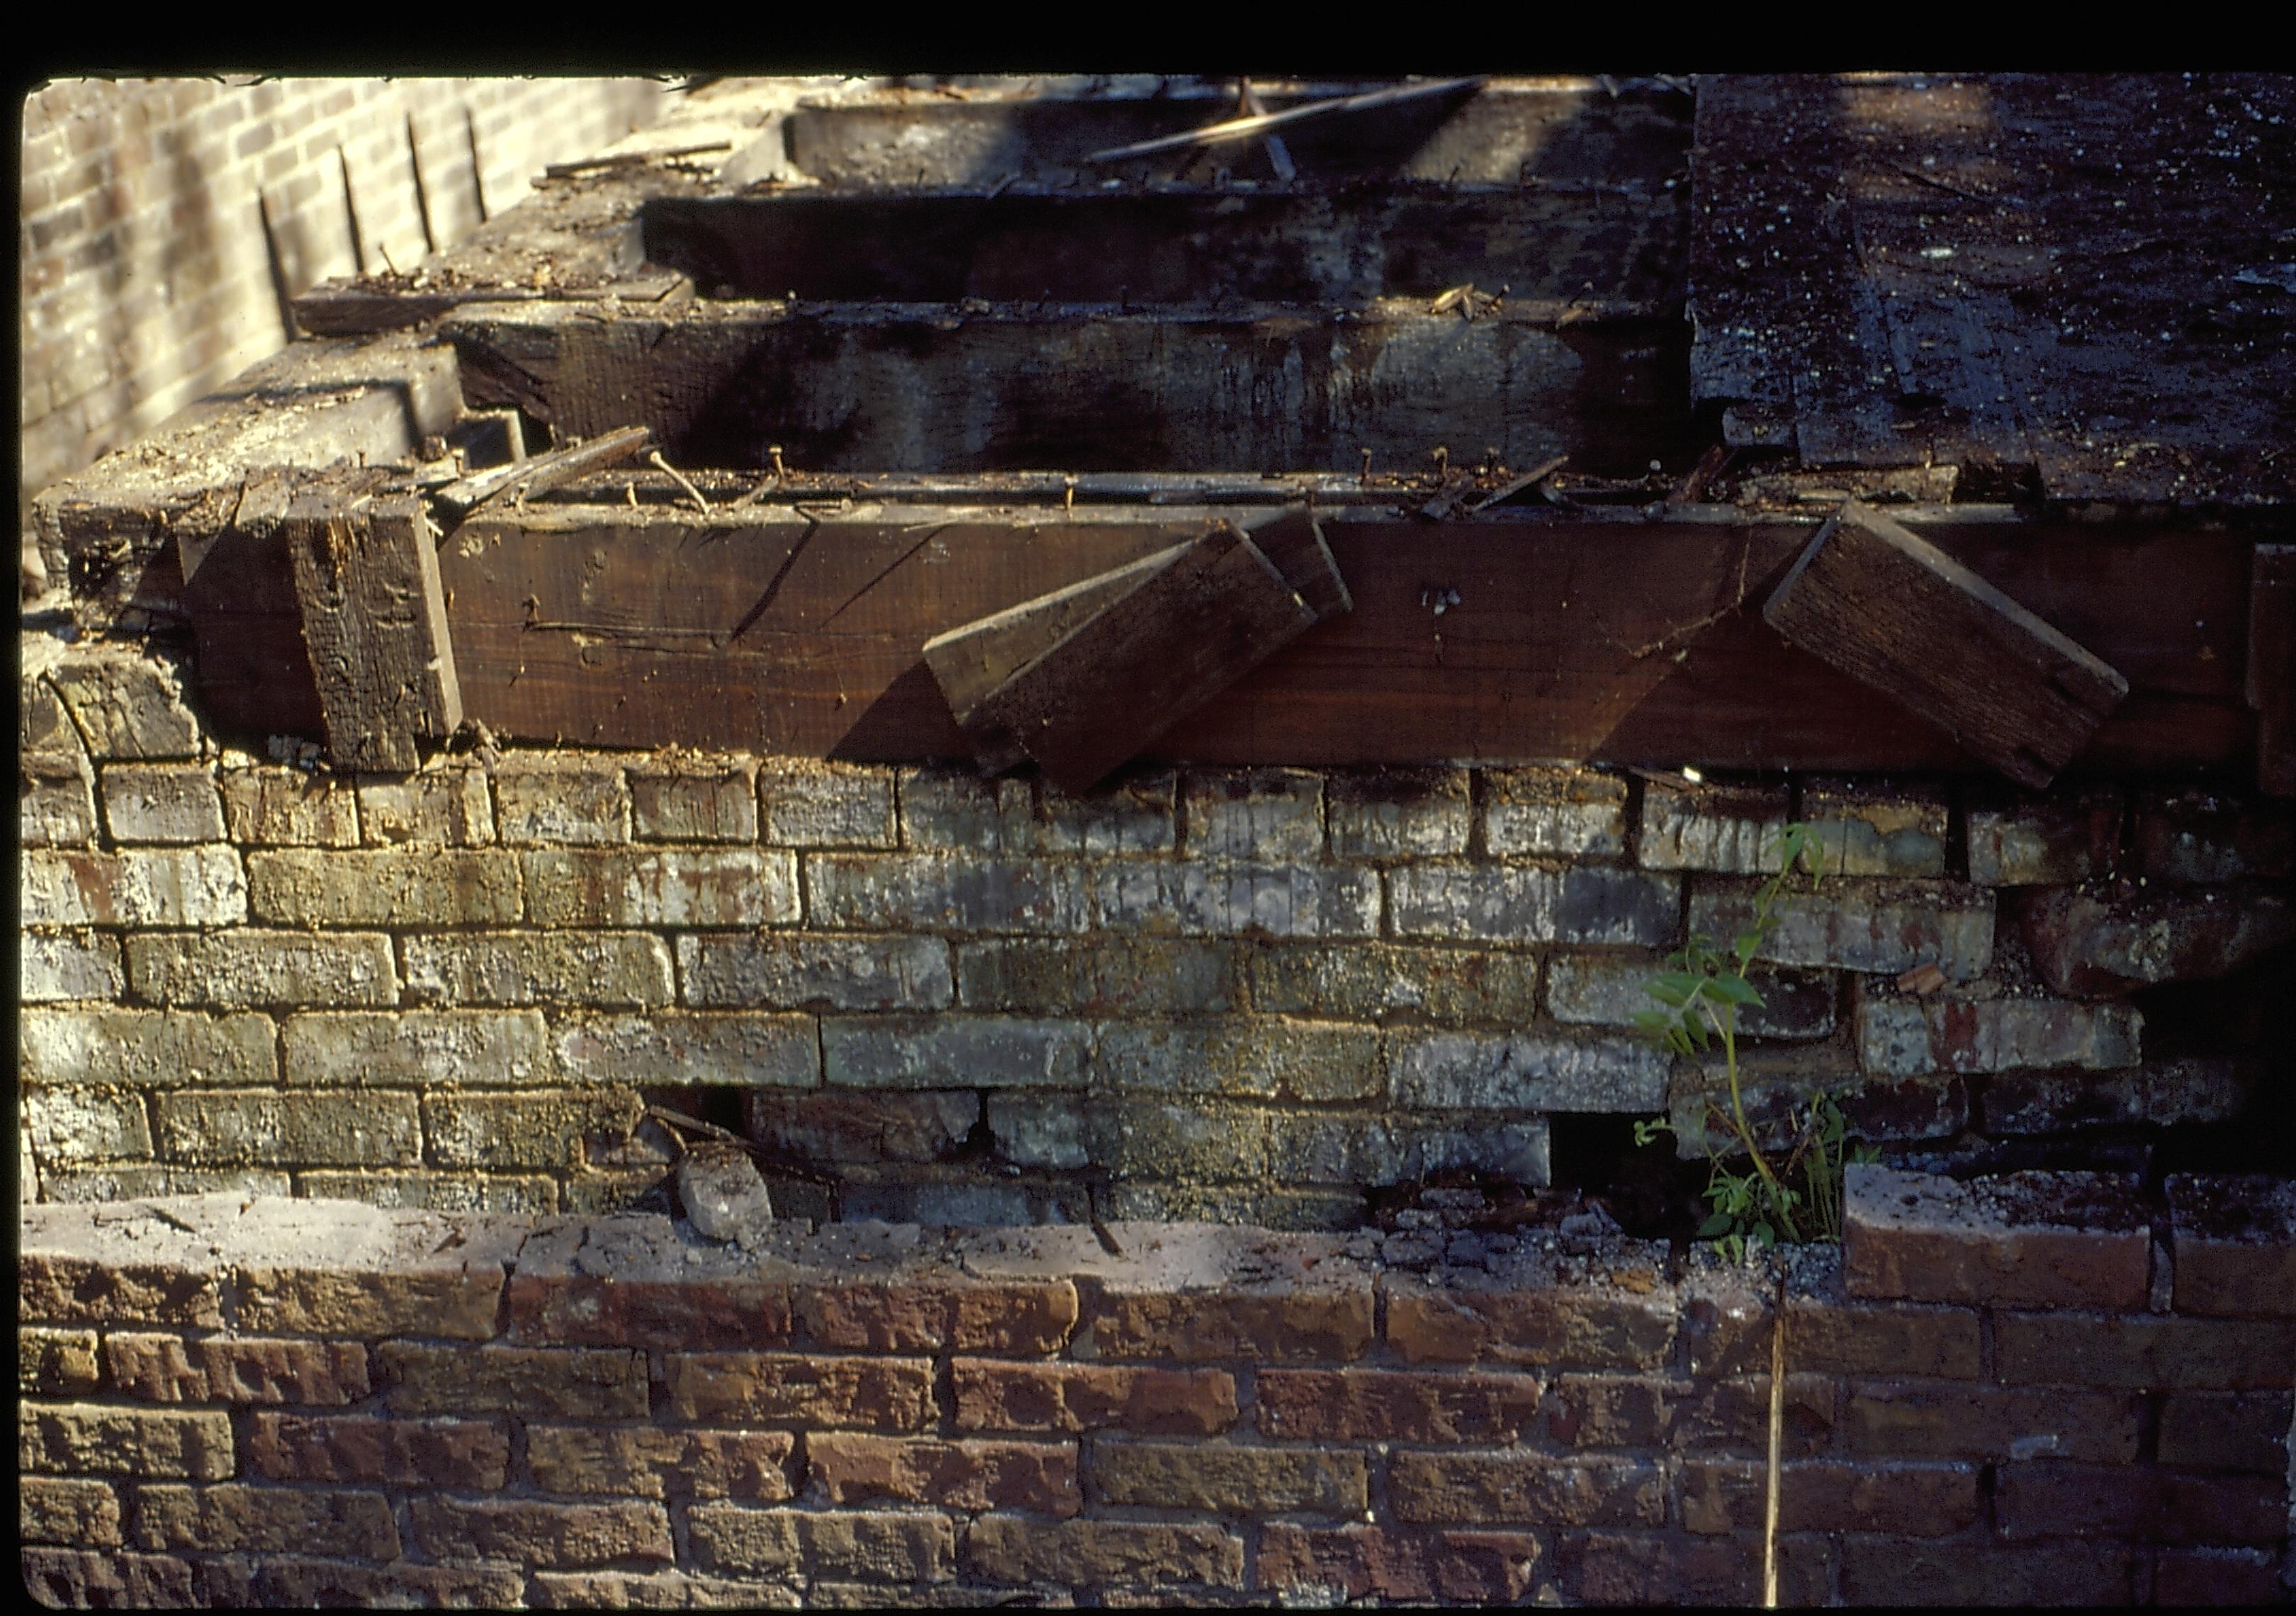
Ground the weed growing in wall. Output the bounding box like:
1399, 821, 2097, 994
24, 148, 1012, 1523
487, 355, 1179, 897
1633, 821, 1879, 1260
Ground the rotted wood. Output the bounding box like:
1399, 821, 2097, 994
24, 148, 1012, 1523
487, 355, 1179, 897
1762, 500, 2129, 789
2251, 544, 2296, 797
434, 425, 654, 521
284, 484, 463, 770
962, 520, 1318, 792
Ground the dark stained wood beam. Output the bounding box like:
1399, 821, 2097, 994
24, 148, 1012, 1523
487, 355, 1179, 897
2251, 544, 2295, 797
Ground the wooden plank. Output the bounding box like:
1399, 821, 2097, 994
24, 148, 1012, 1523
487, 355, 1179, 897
1245, 507, 1351, 617
2251, 545, 2296, 797
923, 541, 1193, 771
286, 488, 463, 771
435, 425, 653, 520
176, 472, 325, 739
964, 521, 1317, 792
1761, 501, 2129, 789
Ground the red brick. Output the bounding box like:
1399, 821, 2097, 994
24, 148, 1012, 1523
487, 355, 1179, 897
951, 1360, 1237, 1436
18, 1253, 224, 1327
107, 1333, 370, 1404
1095, 1440, 1367, 1513
794, 1279, 1077, 1355
21, 1547, 195, 1607
1385, 1274, 1675, 1368
2169, 1174, 2296, 1318
1258, 1525, 1543, 1604
1842, 1381, 2143, 1463
808, 1432, 1077, 1515
527, 1426, 796, 1500
685, 1504, 956, 1582
664, 1352, 936, 1429
1560, 1530, 1833, 1607
1390, 1453, 1664, 1526
1256, 1369, 1542, 1443
1681, 1458, 1979, 1535
1087, 1284, 1372, 1362
131, 1482, 400, 1558
1548, 1372, 1835, 1454
20, 1476, 123, 1547
1843, 1165, 2152, 1310
1995, 1462, 2287, 1544
963, 1517, 1243, 1590
411, 1497, 674, 1567
507, 1271, 795, 1350
18, 1329, 102, 1395
379, 1343, 649, 1418
526, 1569, 801, 1607
246, 1412, 510, 1488
1995, 1311, 2296, 1390
1840, 1538, 2139, 1605
1686, 1286, 1981, 1378
237, 1260, 505, 1340
2157, 1391, 2294, 1472
2152, 1548, 2290, 1606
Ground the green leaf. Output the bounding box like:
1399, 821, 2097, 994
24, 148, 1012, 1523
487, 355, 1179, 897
1696, 1212, 1736, 1238
1708, 975, 1764, 1006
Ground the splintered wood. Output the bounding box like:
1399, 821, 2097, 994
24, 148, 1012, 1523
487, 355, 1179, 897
925, 507, 1350, 792
1762, 501, 2127, 789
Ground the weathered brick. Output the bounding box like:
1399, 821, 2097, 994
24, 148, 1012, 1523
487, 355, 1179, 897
256, 1559, 527, 1607
1250, 941, 1541, 1023
797, 1278, 1077, 1357
19, 1244, 223, 1328
21, 759, 99, 845
356, 766, 494, 845
1391, 863, 1679, 946
21, 1476, 123, 1547
758, 759, 896, 847
23, 845, 247, 926
1670, 1055, 1963, 1157
24, 1087, 153, 1163
1481, 765, 1628, 857
824, 1014, 1088, 1089
1966, 787, 2122, 887
1773, 1299, 1981, 1379
527, 1426, 795, 1500
959, 936, 1234, 1015
1837, 1377, 2139, 1469
425, 1087, 642, 1169
522, 847, 797, 926
1261, 1110, 1550, 1187
1386, 1267, 1675, 1369
20, 1007, 276, 1087
101, 762, 225, 841
2019, 882, 2296, 996
899, 767, 1173, 854
247, 1413, 510, 1488
953, 1361, 1237, 1435
246, 847, 522, 925
20, 1401, 235, 1478
1256, 1369, 1543, 1442
1986, 1056, 2256, 1134
1691, 875, 1994, 979
1638, 778, 1791, 873
526, 1569, 802, 1608
1549, 1373, 1835, 1454
962, 1518, 1241, 1590
403, 931, 675, 1007
1392, 1028, 1668, 1110
1857, 992, 2141, 1077
1679, 1458, 1978, 1535
21, 1328, 102, 1396
1995, 1461, 2288, 1544
1390, 1452, 1665, 1525
1843, 1165, 2152, 1310
1801, 775, 1949, 876
22, 670, 81, 753
381, 1343, 649, 1418
20, 930, 123, 1001
1086, 1096, 1272, 1179
154, 1088, 421, 1165
1096, 1440, 1366, 1513
1327, 767, 1471, 857
1548, 953, 1835, 1039
744, 1089, 977, 1165
2133, 787, 2295, 885
1562, 1530, 1835, 1607
1995, 1311, 2296, 1390
128, 929, 398, 1007
665, 1353, 937, 1428
2156, 1391, 2294, 1472
554, 1012, 817, 1087
629, 758, 758, 842
810, 853, 1091, 933
1099, 1181, 1363, 1230
894, 768, 1032, 851
47, 651, 200, 757
1096, 859, 1380, 938
1259, 1524, 1544, 1605
1184, 768, 1324, 858
220, 767, 359, 845
493, 756, 631, 844
20, 1547, 196, 1607
687, 1505, 955, 1583
413, 1496, 673, 1567
282, 1009, 551, 1086
2154, 1549, 2291, 1607
1093, 1019, 1384, 1101
808, 1432, 1077, 1515
683, 931, 952, 1010
133, 1482, 399, 1557
107, 1334, 369, 1404
295, 1169, 560, 1213
2168, 1174, 2296, 1318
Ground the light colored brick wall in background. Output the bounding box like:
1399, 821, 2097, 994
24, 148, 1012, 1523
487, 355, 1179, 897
18, 77, 671, 555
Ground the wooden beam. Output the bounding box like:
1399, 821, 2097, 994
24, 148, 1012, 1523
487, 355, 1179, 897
1761, 501, 2129, 789
1246, 506, 1352, 618
435, 425, 654, 520
286, 486, 463, 771
964, 520, 1318, 792
2251, 544, 2296, 797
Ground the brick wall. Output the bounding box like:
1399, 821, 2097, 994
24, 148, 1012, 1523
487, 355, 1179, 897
18, 1170, 2292, 1605
20, 628, 2296, 1221
19, 76, 670, 562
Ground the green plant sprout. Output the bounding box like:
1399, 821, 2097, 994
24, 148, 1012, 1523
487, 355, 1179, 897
1631, 821, 1880, 1262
